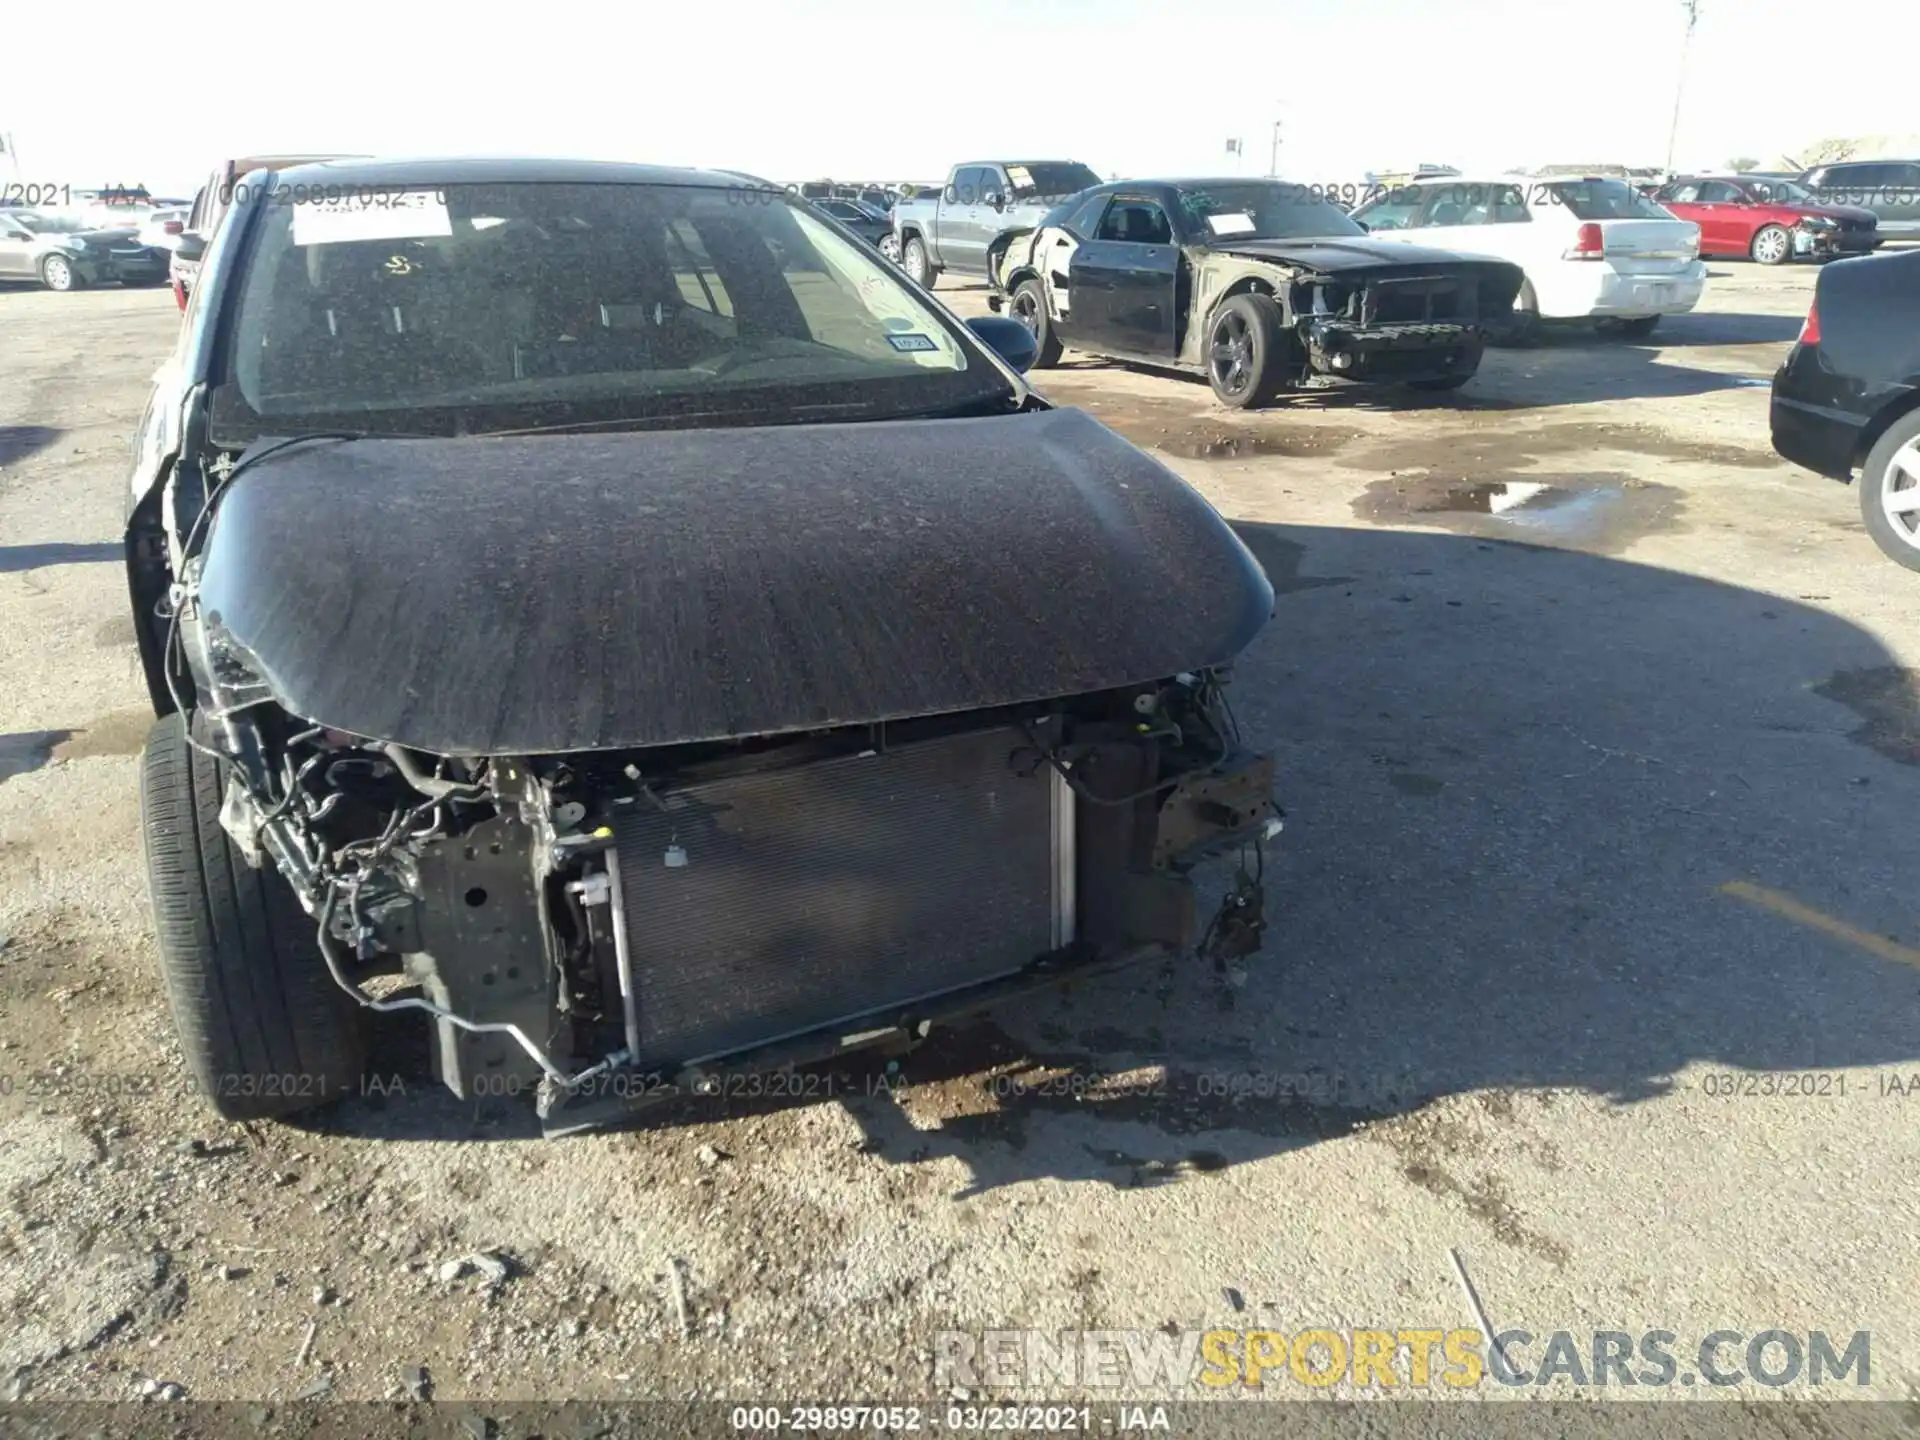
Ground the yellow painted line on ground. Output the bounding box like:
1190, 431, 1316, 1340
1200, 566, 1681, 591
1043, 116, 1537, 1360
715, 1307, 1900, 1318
1718, 881, 1920, 972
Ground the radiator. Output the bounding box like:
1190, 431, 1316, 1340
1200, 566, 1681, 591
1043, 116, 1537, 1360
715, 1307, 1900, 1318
607, 725, 1074, 1068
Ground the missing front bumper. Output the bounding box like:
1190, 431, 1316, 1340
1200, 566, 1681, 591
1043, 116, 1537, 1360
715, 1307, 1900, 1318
1304, 318, 1484, 380
534, 742, 1281, 1135
537, 936, 1176, 1135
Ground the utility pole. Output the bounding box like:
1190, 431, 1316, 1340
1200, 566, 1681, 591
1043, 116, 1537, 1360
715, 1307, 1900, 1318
1269, 120, 1283, 178
1664, 0, 1700, 177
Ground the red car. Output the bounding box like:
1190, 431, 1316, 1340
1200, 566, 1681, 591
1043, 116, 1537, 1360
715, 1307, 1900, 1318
1654, 175, 1880, 265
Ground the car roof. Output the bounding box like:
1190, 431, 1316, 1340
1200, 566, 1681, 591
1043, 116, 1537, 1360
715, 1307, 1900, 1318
1393, 174, 1529, 185
266, 156, 750, 188
1083, 177, 1369, 191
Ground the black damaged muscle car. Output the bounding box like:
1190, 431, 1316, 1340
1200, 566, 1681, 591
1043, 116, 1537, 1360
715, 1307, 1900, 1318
991, 179, 1526, 408
124, 158, 1283, 1132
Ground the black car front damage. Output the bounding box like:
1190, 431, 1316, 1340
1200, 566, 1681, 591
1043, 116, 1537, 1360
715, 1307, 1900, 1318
172, 410, 1284, 1133
1217, 241, 1526, 384
1291, 265, 1518, 382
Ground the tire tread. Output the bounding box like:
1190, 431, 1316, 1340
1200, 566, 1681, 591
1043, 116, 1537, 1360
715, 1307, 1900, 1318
141, 712, 364, 1120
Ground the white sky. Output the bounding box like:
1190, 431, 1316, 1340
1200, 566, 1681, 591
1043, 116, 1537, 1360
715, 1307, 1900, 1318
5, 0, 1915, 196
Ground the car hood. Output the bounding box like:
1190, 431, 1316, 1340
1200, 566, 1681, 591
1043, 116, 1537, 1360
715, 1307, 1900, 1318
1792, 203, 1878, 225
1213, 236, 1513, 272
192, 409, 1275, 754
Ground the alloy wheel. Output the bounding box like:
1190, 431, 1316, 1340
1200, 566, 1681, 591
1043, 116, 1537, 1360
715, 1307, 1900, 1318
1753, 227, 1789, 264
42, 255, 74, 291
1882, 439, 1920, 554
1210, 311, 1253, 397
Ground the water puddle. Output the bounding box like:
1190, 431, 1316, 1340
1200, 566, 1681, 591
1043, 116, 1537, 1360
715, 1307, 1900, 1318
1351, 420, 1776, 476
1812, 667, 1920, 766
1227, 524, 1355, 595
1156, 426, 1362, 461
51, 708, 152, 762
1354, 471, 1683, 553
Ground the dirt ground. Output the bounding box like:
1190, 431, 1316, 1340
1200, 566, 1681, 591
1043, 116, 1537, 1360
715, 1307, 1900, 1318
0, 260, 1917, 1423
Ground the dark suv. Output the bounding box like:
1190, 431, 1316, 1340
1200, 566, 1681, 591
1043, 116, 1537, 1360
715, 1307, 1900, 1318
1799, 160, 1920, 241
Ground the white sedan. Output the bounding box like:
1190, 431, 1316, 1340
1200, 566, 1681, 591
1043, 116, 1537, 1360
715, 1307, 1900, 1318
1351, 175, 1706, 338
135, 207, 190, 252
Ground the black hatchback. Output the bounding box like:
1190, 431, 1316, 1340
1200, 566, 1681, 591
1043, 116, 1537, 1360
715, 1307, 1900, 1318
1770, 247, 1920, 572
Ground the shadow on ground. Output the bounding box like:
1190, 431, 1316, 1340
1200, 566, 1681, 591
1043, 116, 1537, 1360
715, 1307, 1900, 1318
315, 528, 1919, 1202
0, 730, 73, 785
1629, 310, 1804, 347
1053, 323, 1783, 410
0, 425, 63, 467
0, 542, 121, 574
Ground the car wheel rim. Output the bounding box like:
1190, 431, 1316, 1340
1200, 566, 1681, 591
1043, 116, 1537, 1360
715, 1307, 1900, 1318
44, 257, 70, 288
906, 243, 925, 281
1012, 290, 1039, 333
1756, 229, 1786, 263
879, 236, 899, 261
1209, 312, 1252, 394
1883, 439, 1920, 551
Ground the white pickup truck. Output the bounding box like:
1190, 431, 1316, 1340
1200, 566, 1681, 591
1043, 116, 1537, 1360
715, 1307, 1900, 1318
891, 160, 1102, 289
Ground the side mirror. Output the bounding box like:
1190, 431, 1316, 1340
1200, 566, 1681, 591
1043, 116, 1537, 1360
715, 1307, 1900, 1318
1354, 219, 1371, 232
966, 315, 1038, 374
987, 192, 1006, 212
174, 231, 207, 263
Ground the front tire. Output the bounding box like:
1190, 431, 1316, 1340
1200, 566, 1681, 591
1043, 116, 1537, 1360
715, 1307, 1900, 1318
1009, 278, 1063, 368
1206, 293, 1289, 409
1750, 224, 1792, 266
39, 254, 82, 291
1859, 412, 1920, 573
141, 712, 366, 1120
878, 233, 901, 263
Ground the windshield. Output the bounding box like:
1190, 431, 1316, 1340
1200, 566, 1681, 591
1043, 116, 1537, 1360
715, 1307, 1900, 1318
1175, 183, 1366, 241
1547, 180, 1672, 220
1005, 163, 1101, 200
210, 181, 1015, 443
9, 211, 92, 234
1748, 179, 1814, 204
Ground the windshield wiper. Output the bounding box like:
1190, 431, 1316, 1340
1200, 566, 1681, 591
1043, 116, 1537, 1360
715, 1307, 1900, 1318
872, 392, 1027, 423
476, 403, 877, 438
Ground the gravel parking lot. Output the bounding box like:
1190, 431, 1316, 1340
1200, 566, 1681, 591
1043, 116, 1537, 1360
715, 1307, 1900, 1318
0, 263, 1916, 1414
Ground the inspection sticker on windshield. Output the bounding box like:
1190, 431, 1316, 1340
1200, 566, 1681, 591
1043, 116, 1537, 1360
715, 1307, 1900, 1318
1206, 212, 1258, 236
886, 333, 939, 352
291, 190, 453, 246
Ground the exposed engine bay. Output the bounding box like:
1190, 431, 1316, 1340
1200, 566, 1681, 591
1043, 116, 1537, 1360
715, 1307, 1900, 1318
204, 680, 1277, 1133
130, 409, 1284, 1132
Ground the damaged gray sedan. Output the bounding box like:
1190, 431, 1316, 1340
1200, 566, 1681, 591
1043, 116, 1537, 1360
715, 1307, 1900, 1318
123, 158, 1283, 1134
992, 179, 1526, 407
